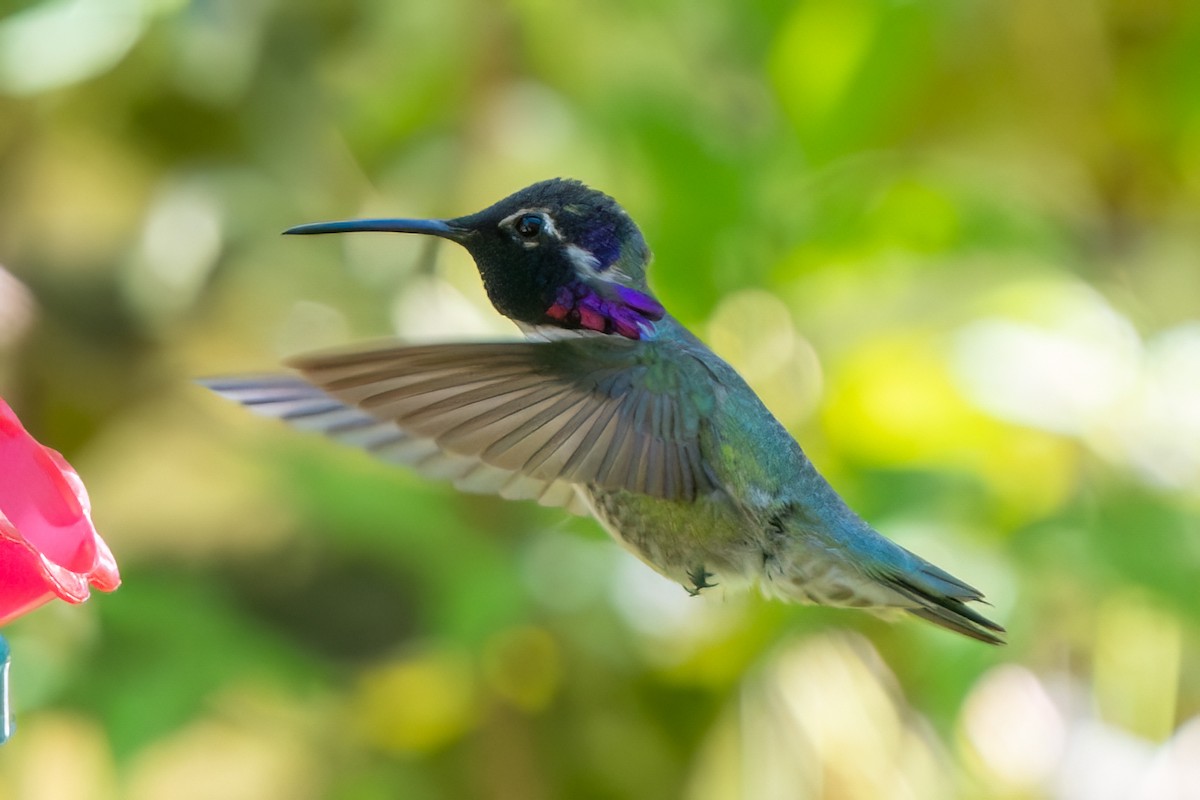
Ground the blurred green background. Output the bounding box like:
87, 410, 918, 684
2, 0, 1199, 798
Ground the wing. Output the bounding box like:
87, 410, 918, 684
202, 374, 594, 515
205, 337, 720, 505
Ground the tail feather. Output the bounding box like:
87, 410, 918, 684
883, 571, 1006, 645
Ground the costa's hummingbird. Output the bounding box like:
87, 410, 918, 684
204, 179, 1004, 644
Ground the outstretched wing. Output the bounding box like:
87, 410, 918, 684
202, 374, 595, 514
204, 337, 720, 505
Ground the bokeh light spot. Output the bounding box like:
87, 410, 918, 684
353, 649, 478, 755
0, 0, 144, 95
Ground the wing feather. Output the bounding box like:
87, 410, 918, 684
208, 337, 719, 503
199, 375, 590, 514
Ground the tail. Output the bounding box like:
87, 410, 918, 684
874, 558, 1006, 645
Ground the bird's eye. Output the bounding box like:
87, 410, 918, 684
515, 214, 543, 238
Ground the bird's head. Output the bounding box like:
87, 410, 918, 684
287, 178, 665, 339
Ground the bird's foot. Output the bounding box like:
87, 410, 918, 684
685, 566, 718, 596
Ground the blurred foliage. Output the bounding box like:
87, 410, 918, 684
1, 0, 1199, 798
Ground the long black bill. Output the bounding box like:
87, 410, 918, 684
283, 218, 465, 240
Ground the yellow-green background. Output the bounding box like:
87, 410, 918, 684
2, 0, 1199, 798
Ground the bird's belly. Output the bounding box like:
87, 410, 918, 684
583, 487, 763, 592
759, 553, 899, 609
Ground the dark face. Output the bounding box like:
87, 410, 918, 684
448, 179, 651, 326
285, 178, 663, 338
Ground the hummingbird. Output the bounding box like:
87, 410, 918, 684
203, 178, 1004, 644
